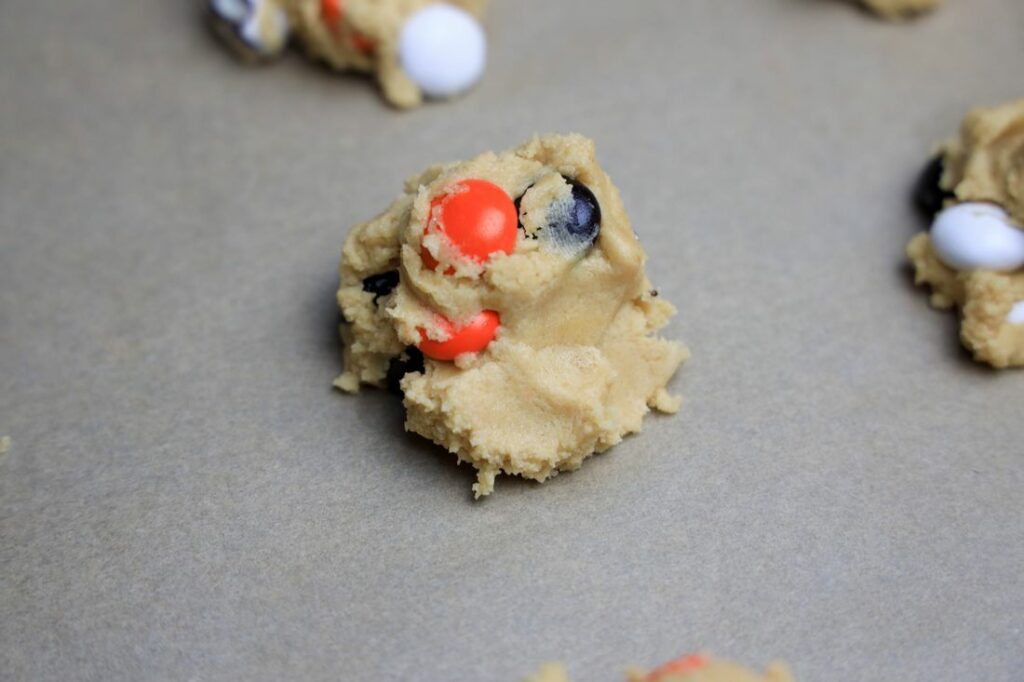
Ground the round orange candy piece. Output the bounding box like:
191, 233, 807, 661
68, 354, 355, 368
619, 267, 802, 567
320, 0, 342, 26
417, 310, 500, 361
646, 654, 710, 681
320, 0, 375, 54
351, 31, 375, 55
422, 179, 518, 270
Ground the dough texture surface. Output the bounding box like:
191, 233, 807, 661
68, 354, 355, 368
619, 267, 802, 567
861, 0, 939, 19
336, 134, 688, 497
525, 656, 793, 682
940, 99, 1024, 226
906, 99, 1024, 368
209, 0, 486, 108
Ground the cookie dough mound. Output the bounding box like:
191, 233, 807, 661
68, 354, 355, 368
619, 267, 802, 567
208, 0, 487, 108
336, 134, 689, 497
861, 0, 939, 19
525, 654, 794, 682
906, 99, 1024, 368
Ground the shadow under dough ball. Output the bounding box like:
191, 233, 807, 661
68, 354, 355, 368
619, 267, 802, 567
913, 155, 954, 219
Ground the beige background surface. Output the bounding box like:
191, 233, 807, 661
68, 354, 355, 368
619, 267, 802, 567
1, 1, 1022, 680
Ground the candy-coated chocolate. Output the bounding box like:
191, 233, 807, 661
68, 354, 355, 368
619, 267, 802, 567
398, 4, 487, 99
361, 271, 400, 303
423, 179, 518, 269
1009, 301, 1024, 325
547, 178, 601, 252
930, 202, 1024, 271
417, 310, 500, 360
320, 0, 341, 26
646, 654, 710, 681
386, 346, 425, 394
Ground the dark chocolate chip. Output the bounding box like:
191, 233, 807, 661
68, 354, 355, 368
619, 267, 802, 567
386, 346, 425, 394
548, 177, 601, 249
914, 155, 954, 220
362, 271, 400, 304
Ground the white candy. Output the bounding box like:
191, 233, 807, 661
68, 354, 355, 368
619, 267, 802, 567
211, 0, 248, 23
398, 4, 487, 99
211, 0, 288, 56
1008, 301, 1024, 325
930, 202, 1024, 272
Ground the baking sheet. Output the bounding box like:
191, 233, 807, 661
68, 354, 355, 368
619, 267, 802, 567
1, 0, 1022, 680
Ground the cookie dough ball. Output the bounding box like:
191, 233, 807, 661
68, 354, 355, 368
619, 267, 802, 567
336, 134, 689, 497
906, 99, 1024, 368
628, 654, 795, 682
860, 0, 940, 19
523, 664, 570, 682
208, 0, 488, 108
524, 654, 794, 682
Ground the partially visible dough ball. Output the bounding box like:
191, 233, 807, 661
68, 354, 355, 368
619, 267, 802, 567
860, 0, 940, 19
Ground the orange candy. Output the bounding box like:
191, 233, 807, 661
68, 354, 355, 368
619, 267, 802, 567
351, 32, 375, 55
417, 310, 500, 360
646, 654, 710, 681
417, 180, 513, 361
320, 0, 342, 26
422, 179, 518, 270
320, 0, 375, 55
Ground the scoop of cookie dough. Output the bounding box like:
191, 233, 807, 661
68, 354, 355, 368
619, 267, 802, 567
208, 0, 487, 108
860, 0, 939, 19
906, 99, 1024, 368
336, 134, 688, 497
524, 654, 794, 682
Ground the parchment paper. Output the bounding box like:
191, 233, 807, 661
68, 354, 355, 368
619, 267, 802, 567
1, 0, 1022, 679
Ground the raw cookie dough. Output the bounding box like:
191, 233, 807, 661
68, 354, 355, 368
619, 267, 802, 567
860, 0, 939, 19
208, 0, 487, 108
906, 98, 1024, 368
335, 134, 689, 497
525, 654, 794, 682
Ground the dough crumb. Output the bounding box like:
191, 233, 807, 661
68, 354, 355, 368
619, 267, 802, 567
0, 436, 9, 455
333, 372, 360, 394
651, 388, 683, 414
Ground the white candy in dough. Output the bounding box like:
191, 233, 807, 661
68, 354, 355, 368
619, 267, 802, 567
211, 0, 248, 23
398, 4, 486, 99
930, 203, 1024, 272
1009, 302, 1024, 325
210, 0, 290, 57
